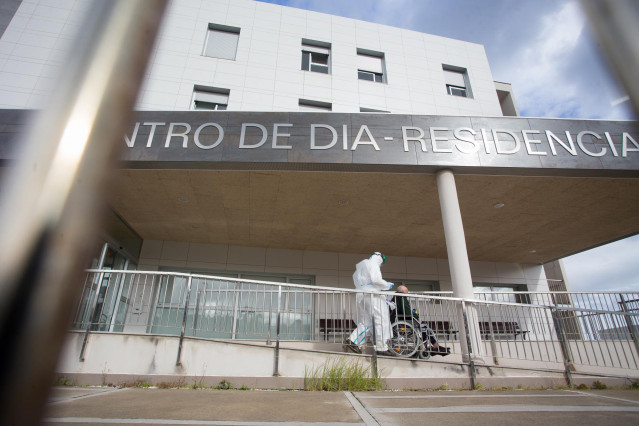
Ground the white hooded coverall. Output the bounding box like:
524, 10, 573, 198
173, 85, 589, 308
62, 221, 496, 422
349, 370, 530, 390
348, 254, 394, 351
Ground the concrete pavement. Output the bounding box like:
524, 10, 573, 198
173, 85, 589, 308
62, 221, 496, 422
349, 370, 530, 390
43, 386, 639, 425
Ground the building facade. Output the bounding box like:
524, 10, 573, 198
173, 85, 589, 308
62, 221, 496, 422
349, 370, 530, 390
1, 0, 639, 387
0, 0, 559, 294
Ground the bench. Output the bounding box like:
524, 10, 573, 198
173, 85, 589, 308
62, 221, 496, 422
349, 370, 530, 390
479, 321, 529, 340
422, 321, 458, 340
319, 318, 356, 341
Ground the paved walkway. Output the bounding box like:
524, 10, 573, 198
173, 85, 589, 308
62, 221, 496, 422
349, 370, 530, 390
43, 386, 639, 425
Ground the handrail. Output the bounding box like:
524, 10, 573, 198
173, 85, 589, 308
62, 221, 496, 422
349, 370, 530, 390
74, 269, 639, 377
84, 269, 639, 313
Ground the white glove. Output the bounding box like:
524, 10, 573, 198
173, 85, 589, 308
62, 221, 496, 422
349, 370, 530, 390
387, 300, 396, 310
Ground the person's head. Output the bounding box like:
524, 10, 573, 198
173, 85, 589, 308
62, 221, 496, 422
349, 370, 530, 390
397, 285, 408, 294
370, 251, 387, 265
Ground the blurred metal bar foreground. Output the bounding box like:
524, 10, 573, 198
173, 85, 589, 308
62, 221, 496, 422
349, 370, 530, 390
0, 1, 167, 424
580, 0, 639, 116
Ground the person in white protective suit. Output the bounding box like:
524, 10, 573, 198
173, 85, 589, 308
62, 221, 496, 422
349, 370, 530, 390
344, 252, 395, 356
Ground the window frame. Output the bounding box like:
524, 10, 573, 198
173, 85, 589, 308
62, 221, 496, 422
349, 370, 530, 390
473, 283, 530, 304
203, 23, 241, 60
443, 65, 473, 98
301, 39, 331, 74
446, 84, 468, 97
357, 48, 386, 84
191, 86, 230, 111
298, 98, 332, 112
359, 107, 390, 113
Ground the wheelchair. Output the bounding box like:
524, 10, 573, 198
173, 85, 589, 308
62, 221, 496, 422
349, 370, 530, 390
388, 319, 433, 359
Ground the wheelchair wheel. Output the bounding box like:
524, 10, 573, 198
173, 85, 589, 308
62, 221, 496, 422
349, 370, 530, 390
418, 341, 432, 359
389, 321, 420, 358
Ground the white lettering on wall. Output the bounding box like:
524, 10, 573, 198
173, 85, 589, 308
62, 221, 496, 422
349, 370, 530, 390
121, 121, 638, 168
351, 125, 379, 151
604, 132, 619, 157
623, 133, 639, 157
430, 127, 452, 153
546, 131, 577, 156
239, 123, 268, 148
577, 131, 605, 157
272, 123, 293, 149
401, 126, 427, 152
194, 123, 223, 149
522, 130, 546, 156
165, 123, 191, 148
311, 124, 337, 149
453, 128, 479, 154
492, 129, 520, 155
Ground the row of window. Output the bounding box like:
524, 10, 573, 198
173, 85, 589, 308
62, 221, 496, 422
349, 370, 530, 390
202, 24, 473, 98
191, 85, 389, 112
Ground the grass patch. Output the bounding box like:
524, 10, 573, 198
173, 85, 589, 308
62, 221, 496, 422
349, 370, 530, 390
592, 380, 607, 390
304, 357, 385, 391
55, 376, 74, 387
216, 379, 234, 390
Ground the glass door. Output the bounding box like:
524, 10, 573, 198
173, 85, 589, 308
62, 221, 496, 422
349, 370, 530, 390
89, 244, 132, 331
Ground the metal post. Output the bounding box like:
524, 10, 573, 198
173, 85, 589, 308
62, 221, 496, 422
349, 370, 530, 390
371, 308, 378, 380
551, 308, 574, 387
266, 288, 273, 345
79, 270, 106, 361
193, 290, 202, 337
619, 296, 639, 356
176, 276, 193, 366
486, 309, 499, 365
273, 286, 282, 376
461, 301, 476, 390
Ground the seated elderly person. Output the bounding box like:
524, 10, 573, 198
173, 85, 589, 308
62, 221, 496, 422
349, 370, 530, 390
391, 285, 450, 356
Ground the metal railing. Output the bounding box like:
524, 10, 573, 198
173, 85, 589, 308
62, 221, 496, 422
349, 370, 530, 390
73, 269, 639, 378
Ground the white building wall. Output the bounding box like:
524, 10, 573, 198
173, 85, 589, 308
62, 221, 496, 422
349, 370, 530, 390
138, 239, 548, 292
0, 0, 544, 291
0, 0, 504, 117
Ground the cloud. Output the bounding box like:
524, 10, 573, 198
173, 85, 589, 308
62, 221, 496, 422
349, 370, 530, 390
562, 235, 639, 292
502, 2, 631, 119
259, 0, 634, 120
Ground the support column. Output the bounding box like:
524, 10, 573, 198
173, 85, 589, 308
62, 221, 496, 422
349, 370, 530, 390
436, 169, 482, 362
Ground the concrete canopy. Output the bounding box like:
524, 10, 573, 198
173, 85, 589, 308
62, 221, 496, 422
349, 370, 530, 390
2, 110, 638, 264
108, 169, 639, 264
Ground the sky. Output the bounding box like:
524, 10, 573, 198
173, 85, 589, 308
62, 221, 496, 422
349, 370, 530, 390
258, 0, 639, 292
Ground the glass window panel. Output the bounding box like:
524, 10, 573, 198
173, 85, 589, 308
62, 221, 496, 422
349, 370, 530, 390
310, 64, 328, 73
358, 71, 375, 81
194, 100, 226, 110
299, 101, 331, 111
448, 85, 467, 97
311, 52, 328, 65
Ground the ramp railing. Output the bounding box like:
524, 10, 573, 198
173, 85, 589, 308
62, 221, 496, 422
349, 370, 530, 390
74, 269, 639, 379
